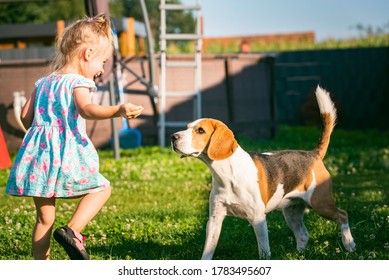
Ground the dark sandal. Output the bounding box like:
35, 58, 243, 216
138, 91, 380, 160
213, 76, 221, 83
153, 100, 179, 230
53, 225, 90, 260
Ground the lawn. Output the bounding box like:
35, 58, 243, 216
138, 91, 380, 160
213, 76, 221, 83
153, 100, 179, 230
0, 126, 388, 260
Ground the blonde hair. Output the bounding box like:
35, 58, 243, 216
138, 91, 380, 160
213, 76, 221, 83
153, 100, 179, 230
52, 14, 114, 71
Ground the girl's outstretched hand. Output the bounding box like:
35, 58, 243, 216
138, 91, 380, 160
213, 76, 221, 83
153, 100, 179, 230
119, 103, 144, 119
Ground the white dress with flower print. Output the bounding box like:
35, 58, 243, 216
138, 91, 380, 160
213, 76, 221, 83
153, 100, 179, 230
6, 74, 110, 198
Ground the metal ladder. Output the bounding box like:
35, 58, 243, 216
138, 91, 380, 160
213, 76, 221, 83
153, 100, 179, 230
159, 0, 202, 146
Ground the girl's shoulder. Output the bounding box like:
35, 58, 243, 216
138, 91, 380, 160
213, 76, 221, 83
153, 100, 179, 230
35, 73, 96, 91
68, 74, 96, 90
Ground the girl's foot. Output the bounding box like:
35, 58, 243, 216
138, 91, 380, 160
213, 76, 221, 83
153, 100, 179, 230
53, 225, 90, 260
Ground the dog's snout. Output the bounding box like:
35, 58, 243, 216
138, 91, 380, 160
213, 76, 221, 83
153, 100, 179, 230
171, 133, 180, 142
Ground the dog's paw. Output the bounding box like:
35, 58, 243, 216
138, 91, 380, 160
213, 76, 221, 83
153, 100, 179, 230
341, 224, 356, 252
344, 239, 356, 252
259, 250, 271, 260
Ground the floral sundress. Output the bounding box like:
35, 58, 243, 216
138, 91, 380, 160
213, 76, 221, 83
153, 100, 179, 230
5, 74, 110, 198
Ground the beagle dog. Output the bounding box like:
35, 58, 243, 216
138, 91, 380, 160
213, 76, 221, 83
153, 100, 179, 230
171, 86, 356, 259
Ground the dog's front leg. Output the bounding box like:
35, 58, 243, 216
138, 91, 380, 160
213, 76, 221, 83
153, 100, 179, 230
201, 203, 227, 260
250, 214, 271, 259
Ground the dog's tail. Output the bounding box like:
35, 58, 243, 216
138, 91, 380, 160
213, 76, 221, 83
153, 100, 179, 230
314, 85, 337, 159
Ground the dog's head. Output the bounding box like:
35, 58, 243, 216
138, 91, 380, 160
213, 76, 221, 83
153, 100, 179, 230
171, 118, 238, 161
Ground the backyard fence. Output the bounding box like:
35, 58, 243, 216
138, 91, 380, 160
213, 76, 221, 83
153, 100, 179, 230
274, 46, 389, 129
1, 46, 388, 151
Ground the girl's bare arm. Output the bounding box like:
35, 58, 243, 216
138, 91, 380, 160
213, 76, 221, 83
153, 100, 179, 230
73, 87, 143, 120
20, 90, 36, 130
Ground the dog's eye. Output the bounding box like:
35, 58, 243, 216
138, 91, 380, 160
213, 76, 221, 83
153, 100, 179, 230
197, 127, 205, 134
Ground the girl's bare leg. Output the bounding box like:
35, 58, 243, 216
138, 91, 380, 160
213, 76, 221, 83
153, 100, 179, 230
67, 186, 112, 233
32, 197, 56, 260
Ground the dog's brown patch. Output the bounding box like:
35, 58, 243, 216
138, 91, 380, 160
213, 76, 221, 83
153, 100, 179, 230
190, 119, 215, 153
316, 112, 335, 159
252, 158, 270, 205
192, 119, 238, 161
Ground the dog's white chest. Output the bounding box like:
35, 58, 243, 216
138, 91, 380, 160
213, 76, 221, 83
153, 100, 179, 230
209, 147, 265, 219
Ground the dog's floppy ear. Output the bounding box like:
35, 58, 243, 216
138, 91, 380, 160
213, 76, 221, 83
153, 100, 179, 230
208, 123, 238, 160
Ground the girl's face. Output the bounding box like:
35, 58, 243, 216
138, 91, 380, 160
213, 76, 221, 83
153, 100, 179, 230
82, 38, 113, 80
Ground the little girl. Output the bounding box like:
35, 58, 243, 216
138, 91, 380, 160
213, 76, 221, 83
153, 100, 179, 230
5, 14, 143, 260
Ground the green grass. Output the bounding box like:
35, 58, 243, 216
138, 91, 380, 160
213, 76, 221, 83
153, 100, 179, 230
0, 126, 388, 260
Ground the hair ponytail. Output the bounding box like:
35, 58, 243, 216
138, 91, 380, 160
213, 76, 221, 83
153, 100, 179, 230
92, 14, 113, 43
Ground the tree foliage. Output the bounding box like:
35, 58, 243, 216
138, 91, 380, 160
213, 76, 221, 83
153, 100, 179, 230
0, 0, 196, 52
0, 0, 85, 24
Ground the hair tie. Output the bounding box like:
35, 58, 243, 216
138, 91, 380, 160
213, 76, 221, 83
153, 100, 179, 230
86, 17, 93, 23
